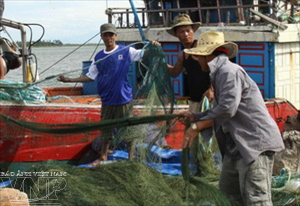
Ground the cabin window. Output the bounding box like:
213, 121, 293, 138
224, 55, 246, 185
145, 0, 164, 25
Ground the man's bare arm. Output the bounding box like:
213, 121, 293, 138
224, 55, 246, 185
167, 51, 185, 77
58, 75, 93, 83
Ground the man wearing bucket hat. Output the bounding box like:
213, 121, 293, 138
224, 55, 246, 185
179, 31, 284, 206
166, 14, 212, 114
58, 23, 160, 166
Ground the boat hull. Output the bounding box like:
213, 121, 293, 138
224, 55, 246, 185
0, 88, 298, 164
0, 90, 186, 163
0, 103, 101, 162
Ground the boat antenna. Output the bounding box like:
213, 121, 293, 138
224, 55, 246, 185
129, 0, 146, 41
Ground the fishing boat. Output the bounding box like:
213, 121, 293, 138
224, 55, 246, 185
108, 0, 300, 108
0, 18, 186, 174
105, 0, 300, 131
0, 0, 300, 173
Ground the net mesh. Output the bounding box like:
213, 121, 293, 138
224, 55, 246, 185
10, 161, 230, 206
1, 40, 299, 206
0, 42, 228, 205
3, 39, 300, 206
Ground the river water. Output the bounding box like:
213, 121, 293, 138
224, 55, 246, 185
5, 45, 104, 85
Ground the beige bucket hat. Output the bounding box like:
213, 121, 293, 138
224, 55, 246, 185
166, 14, 201, 37
184, 31, 238, 59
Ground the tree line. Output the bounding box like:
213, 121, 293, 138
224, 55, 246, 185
16, 39, 64, 47
15, 40, 99, 47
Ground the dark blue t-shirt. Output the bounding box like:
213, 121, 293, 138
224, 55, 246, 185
94, 45, 133, 105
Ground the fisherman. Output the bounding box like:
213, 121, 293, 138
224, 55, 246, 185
166, 14, 212, 111
58, 23, 160, 166
179, 31, 285, 206
166, 14, 213, 143
0, 38, 22, 79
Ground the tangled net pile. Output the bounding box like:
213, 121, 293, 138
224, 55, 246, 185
0, 42, 227, 205
1, 43, 299, 206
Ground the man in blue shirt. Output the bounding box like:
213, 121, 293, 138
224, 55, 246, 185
58, 23, 159, 166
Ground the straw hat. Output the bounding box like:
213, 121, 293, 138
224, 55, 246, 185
184, 31, 238, 59
166, 14, 201, 37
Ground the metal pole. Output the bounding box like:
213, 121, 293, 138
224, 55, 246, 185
216, 0, 222, 23
128, 0, 146, 41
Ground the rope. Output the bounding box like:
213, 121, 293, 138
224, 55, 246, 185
0, 112, 182, 134
1, 27, 20, 50
4, 41, 157, 94
32, 41, 149, 86
92, 41, 149, 66
73, 37, 103, 90
39, 32, 100, 75
89, 38, 102, 61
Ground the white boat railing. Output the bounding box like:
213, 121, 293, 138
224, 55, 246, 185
106, 3, 283, 28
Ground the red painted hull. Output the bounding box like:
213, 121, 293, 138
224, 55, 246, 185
0, 87, 186, 163
0, 104, 101, 162
0, 104, 186, 162
0, 87, 298, 163
265, 99, 299, 133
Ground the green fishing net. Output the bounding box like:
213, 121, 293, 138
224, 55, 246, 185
272, 173, 300, 206
0, 80, 46, 103
12, 161, 230, 206
0, 42, 229, 205
1, 42, 299, 206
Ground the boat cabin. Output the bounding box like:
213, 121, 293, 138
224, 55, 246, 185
104, 0, 300, 109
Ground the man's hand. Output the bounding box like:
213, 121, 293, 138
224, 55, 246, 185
151, 40, 161, 46
182, 127, 199, 148
167, 64, 174, 71
178, 111, 196, 125
181, 119, 213, 148
57, 75, 71, 82
204, 87, 214, 102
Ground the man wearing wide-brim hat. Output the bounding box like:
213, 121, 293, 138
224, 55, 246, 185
179, 31, 285, 206
166, 14, 201, 37
166, 14, 212, 126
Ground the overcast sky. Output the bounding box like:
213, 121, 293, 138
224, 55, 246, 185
3, 0, 145, 44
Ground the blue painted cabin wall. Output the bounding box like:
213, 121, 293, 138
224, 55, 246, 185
235, 42, 275, 99
161, 43, 184, 97
160, 41, 276, 99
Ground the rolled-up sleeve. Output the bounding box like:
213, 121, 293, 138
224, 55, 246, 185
129, 47, 143, 62
86, 59, 98, 80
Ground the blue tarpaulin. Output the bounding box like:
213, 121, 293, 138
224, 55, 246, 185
78, 145, 197, 176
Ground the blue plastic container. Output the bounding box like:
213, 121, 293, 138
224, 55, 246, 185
82, 61, 98, 95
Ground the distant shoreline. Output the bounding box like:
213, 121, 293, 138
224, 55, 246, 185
34, 44, 103, 47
